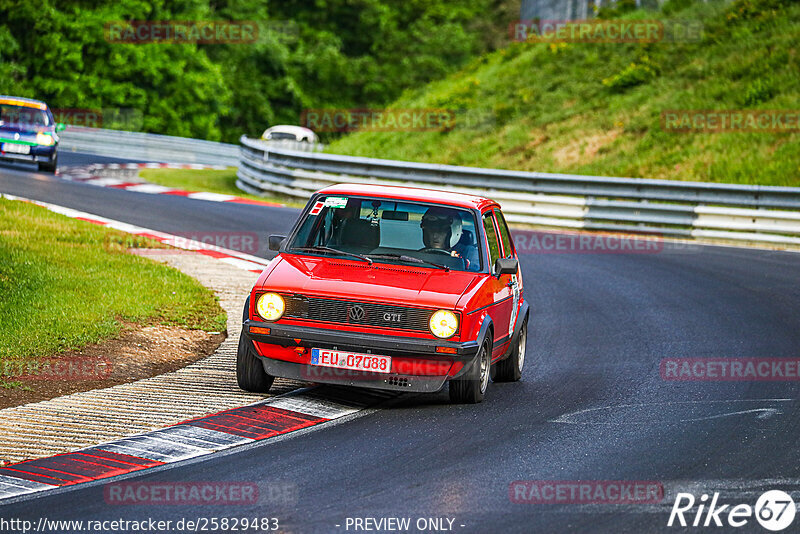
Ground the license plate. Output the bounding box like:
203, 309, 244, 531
310, 348, 391, 374
2, 143, 30, 154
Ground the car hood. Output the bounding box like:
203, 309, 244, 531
258, 254, 481, 310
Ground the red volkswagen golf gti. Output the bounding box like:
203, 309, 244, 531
237, 184, 528, 403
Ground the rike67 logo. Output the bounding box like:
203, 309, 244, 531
668, 491, 796, 531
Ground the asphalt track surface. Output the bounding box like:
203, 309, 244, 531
2, 153, 800, 533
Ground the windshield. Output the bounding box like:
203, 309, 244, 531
267, 131, 299, 140
287, 196, 483, 272
0, 104, 50, 128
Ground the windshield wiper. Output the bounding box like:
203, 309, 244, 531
291, 246, 372, 264
367, 253, 449, 271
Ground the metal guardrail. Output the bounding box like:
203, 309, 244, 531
237, 136, 800, 246
60, 127, 240, 167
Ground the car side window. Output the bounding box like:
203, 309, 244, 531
482, 211, 501, 267
493, 209, 514, 258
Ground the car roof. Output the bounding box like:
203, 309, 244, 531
316, 183, 498, 210
0, 96, 49, 110
264, 125, 316, 136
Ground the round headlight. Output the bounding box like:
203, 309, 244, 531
35, 132, 55, 146
430, 310, 458, 339
256, 292, 285, 322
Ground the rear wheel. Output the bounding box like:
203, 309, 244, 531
494, 320, 527, 382
449, 336, 491, 404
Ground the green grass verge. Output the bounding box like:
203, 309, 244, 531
0, 197, 227, 376
139, 167, 305, 207
328, 0, 800, 186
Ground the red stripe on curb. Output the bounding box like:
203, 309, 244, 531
0, 450, 164, 487
78, 449, 165, 468
181, 405, 327, 440
73, 452, 157, 471
195, 250, 230, 259
160, 190, 193, 197
107, 183, 142, 189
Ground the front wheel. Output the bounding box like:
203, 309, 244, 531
38, 154, 57, 173
494, 320, 527, 382
449, 336, 491, 404
236, 333, 274, 393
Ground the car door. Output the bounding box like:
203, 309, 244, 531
494, 208, 522, 340
481, 210, 514, 359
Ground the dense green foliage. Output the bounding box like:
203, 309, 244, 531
0, 0, 517, 142
330, 0, 800, 185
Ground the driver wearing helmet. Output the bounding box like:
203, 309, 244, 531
420, 207, 477, 269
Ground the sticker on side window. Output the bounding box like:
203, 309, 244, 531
324, 196, 348, 209
309, 201, 325, 215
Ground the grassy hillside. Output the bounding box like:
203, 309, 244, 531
328, 0, 800, 186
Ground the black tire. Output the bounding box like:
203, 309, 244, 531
236, 296, 274, 392
449, 335, 491, 404
38, 154, 57, 173
494, 319, 527, 382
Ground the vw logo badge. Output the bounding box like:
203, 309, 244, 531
348, 305, 366, 321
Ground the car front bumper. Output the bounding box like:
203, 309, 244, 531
244, 319, 482, 393
0, 144, 57, 164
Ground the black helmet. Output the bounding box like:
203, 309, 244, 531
421, 207, 462, 248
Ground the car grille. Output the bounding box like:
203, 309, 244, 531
283, 295, 447, 334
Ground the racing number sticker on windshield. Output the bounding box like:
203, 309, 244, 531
324, 196, 348, 208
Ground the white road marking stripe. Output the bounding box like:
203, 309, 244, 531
149, 425, 253, 449
118, 434, 213, 455
218, 257, 269, 271
266, 395, 361, 419
98, 439, 207, 463
124, 184, 175, 194
104, 221, 149, 234
0, 486, 39, 498
187, 192, 237, 202
84, 178, 127, 187
0, 474, 56, 490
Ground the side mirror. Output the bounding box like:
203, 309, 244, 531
268, 235, 287, 251
55, 123, 66, 132
494, 257, 518, 277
